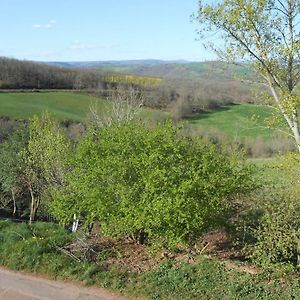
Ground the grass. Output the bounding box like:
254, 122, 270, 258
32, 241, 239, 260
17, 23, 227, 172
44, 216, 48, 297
188, 103, 276, 140
0, 91, 169, 124
0, 92, 288, 143
1, 219, 300, 299
0, 92, 108, 121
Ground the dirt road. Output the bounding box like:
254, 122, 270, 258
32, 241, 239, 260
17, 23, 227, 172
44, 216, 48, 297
0, 268, 131, 300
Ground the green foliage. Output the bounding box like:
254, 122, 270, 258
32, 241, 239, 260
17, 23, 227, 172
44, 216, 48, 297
21, 112, 71, 222
0, 112, 70, 222
0, 126, 28, 198
51, 121, 253, 247
0, 126, 30, 217
135, 258, 300, 300
26, 111, 70, 188
0, 221, 72, 271
249, 154, 300, 267
250, 195, 300, 267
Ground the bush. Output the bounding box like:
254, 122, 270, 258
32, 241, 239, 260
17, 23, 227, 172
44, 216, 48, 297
248, 154, 300, 267
51, 121, 254, 247
250, 195, 300, 267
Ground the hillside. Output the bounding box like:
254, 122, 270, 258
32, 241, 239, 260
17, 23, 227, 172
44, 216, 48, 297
47, 60, 254, 81
0, 91, 168, 124
188, 104, 274, 140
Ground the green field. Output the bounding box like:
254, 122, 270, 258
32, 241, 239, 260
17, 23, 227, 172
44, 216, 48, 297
0, 92, 169, 124
0, 92, 283, 142
188, 103, 277, 140
0, 92, 108, 121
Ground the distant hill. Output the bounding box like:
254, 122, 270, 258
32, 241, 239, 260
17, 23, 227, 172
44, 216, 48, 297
45, 60, 254, 81
46, 59, 189, 68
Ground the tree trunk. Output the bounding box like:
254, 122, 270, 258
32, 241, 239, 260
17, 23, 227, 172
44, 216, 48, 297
267, 80, 300, 153
11, 189, 16, 216
292, 109, 300, 153
29, 187, 39, 225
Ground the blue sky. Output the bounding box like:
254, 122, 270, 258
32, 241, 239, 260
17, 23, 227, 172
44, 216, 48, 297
0, 0, 216, 62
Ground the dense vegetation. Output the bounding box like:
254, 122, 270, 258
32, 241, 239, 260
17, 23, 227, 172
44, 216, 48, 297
51, 121, 253, 247
0, 56, 299, 299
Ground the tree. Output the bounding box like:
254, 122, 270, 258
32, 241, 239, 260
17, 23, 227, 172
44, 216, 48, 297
88, 85, 144, 128
20, 112, 70, 224
196, 0, 300, 152
50, 121, 254, 247
0, 126, 28, 215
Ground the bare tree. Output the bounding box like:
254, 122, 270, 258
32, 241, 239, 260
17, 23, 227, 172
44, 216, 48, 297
88, 85, 144, 128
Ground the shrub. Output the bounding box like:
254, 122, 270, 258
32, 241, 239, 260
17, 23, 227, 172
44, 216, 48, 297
51, 121, 254, 247
248, 154, 300, 267
250, 196, 300, 267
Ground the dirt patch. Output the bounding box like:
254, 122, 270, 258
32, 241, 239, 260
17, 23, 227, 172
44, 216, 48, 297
60, 233, 162, 273
59, 228, 255, 274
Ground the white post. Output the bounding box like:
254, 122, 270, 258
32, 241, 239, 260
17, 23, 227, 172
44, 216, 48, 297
72, 213, 79, 232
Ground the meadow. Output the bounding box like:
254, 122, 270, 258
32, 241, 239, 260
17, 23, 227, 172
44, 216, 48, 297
0, 92, 280, 142
0, 92, 108, 121
188, 103, 276, 140
0, 91, 168, 124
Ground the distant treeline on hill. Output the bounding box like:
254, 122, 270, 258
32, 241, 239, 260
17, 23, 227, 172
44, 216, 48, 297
0, 57, 259, 113
0, 57, 113, 90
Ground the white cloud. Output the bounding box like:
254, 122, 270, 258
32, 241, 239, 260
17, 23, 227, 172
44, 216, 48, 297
33, 20, 56, 29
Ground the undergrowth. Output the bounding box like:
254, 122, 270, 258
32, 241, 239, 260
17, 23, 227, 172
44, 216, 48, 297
0, 220, 300, 299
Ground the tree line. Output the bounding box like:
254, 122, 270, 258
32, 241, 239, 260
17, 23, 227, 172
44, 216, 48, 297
0, 57, 256, 114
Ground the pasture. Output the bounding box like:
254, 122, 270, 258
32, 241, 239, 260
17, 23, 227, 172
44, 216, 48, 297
0, 91, 168, 123
188, 103, 276, 140
0, 92, 285, 143
0, 92, 108, 121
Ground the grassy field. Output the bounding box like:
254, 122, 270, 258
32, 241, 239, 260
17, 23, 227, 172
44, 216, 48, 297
188, 103, 276, 140
0, 91, 168, 123
0, 92, 108, 121
0, 92, 286, 142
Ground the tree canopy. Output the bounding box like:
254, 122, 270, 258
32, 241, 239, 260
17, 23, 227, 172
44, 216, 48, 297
196, 0, 300, 151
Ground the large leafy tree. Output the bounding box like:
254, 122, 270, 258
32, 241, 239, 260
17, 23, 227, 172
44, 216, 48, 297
0, 113, 70, 223
196, 0, 300, 151
20, 112, 70, 224
51, 121, 253, 247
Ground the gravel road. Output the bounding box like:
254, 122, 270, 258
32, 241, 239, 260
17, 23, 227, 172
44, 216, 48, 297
0, 268, 131, 300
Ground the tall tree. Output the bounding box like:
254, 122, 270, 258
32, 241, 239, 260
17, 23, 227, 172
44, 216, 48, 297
196, 0, 300, 152
20, 112, 70, 224
0, 126, 28, 215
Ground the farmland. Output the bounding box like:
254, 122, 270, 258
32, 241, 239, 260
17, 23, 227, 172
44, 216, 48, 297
0, 92, 108, 121
188, 103, 275, 140
0, 92, 279, 141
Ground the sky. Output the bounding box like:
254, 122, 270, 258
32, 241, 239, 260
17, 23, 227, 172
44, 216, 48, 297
0, 0, 217, 62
